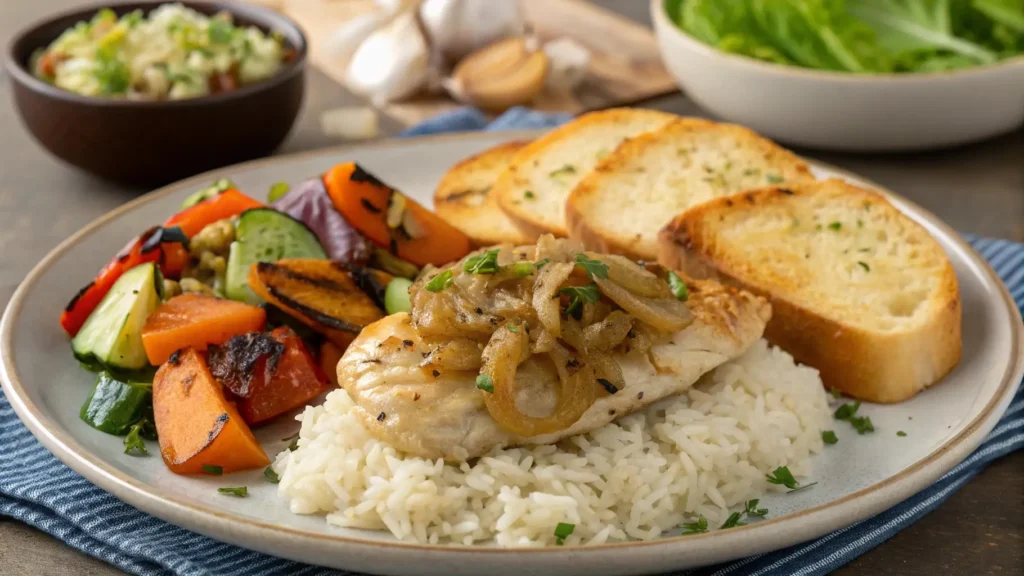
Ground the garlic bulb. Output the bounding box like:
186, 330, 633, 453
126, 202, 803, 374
344, 10, 430, 105
419, 0, 525, 64
444, 37, 548, 112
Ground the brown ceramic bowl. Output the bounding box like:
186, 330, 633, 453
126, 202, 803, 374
4, 1, 307, 187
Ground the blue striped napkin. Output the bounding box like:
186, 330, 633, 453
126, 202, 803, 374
1, 108, 1021, 576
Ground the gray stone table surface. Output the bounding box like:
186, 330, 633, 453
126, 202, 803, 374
0, 1, 1021, 575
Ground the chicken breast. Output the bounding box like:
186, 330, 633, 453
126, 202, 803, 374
338, 279, 771, 461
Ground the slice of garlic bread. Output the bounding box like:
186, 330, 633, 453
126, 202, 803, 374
566, 118, 814, 261
493, 108, 677, 238
658, 178, 961, 403
433, 140, 532, 246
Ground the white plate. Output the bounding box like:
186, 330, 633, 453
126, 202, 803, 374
2, 131, 1021, 576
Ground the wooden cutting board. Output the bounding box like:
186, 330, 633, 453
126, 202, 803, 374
248, 0, 678, 126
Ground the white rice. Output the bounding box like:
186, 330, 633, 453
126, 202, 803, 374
273, 339, 830, 546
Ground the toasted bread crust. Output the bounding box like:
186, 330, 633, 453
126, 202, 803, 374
493, 108, 677, 238
433, 141, 532, 246
566, 118, 814, 260
658, 180, 961, 403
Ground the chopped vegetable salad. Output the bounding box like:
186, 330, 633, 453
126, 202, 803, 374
33, 3, 289, 99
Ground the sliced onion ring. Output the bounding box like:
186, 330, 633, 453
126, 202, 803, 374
594, 277, 693, 333
481, 327, 597, 437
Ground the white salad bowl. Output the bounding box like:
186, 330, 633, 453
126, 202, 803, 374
650, 0, 1024, 152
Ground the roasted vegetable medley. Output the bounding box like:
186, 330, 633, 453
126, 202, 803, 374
61, 163, 473, 476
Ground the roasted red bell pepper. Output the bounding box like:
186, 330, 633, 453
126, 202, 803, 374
236, 326, 329, 425
60, 227, 190, 337
164, 188, 263, 237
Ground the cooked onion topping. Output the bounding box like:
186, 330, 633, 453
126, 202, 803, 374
408, 236, 694, 435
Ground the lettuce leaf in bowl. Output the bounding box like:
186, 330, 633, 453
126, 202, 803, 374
667, 0, 1023, 73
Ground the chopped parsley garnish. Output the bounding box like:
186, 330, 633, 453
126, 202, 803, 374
425, 270, 454, 292
822, 430, 838, 444
549, 164, 577, 178
827, 222, 841, 230
744, 499, 768, 517
857, 261, 871, 272
766, 465, 816, 492
857, 219, 864, 228
264, 466, 281, 484
464, 249, 501, 275
95, 56, 131, 95
667, 271, 689, 301
850, 416, 875, 434
554, 522, 575, 545
511, 262, 537, 277
829, 389, 843, 399
217, 486, 248, 497
721, 512, 746, 529
897, 430, 907, 437
507, 324, 519, 333
123, 422, 149, 456
559, 283, 601, 320
267, 181, 290, 202
207, 18, 236, 44
524, 190, 535, 199
575, 253, 609, 279
681, 515, 708, 534
766, 174, 784, 184
476, 374, 494, 394
597, 378, 618, 394
834, 401, 861, 421
534, 258, 550, 269
721, 499, 770, 530
201, 465, 223, 475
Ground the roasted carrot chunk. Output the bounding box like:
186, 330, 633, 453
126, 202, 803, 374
152, 348, 269, 475
141, 294, 266, 365
323, 162, 471, 267
247, 259, 386, 349
234, 327, 329, 425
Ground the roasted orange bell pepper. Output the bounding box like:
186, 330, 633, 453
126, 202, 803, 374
323, 163, 471, 267
163, 188, 263, 237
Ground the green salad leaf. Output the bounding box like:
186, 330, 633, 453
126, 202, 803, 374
667, 0, 1023, 73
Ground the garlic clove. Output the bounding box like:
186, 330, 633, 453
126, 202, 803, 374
386, 192, 407, 229
327, 11, 393, 63
447, 39, 549, 112
344, 11, 430, 105
543, 37, 591, 92
320, 106, 380, 140
419, 0, 525, 65
329, 0, 423, 63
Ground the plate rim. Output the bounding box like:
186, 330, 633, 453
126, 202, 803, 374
2, 130, 1022, 562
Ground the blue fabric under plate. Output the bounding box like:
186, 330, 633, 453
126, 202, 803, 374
1, 107, 1021, 576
